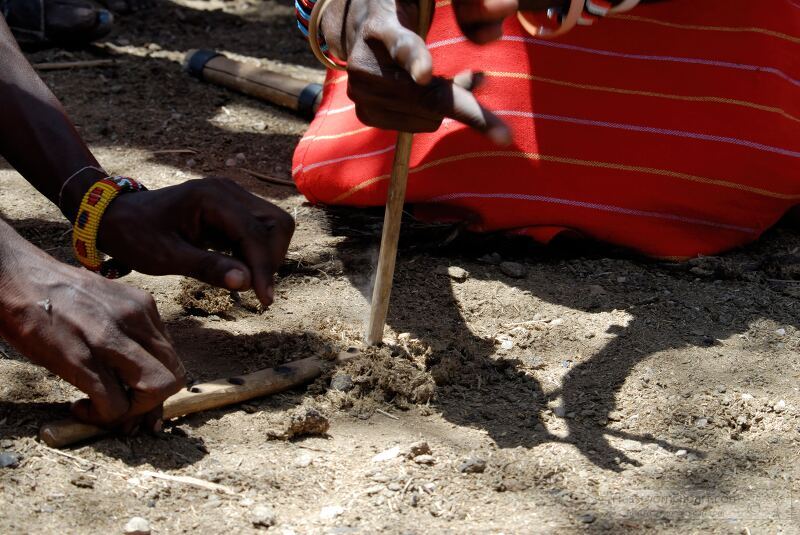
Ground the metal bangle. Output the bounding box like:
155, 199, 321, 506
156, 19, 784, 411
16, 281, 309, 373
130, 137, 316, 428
57, 165, 106, 211
517, 0, 584, 38
308, 0, 347, 71
610, 0, 641, 13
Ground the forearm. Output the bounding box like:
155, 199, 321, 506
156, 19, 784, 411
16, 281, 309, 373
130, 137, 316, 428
0, 217, 53, 336
0, 16, 104, 223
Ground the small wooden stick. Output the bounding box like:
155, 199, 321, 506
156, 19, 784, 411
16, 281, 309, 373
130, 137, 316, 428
239, 168, 297, 187
33, 60, 117, 71
365, 1, 434, 346
140, 470, 235, 495
39, 350, 357, 449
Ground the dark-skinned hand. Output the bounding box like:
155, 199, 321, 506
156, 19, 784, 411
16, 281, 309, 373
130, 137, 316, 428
96, 177, 295, 307
0, 226, 185, 432
319, 0, 513, 140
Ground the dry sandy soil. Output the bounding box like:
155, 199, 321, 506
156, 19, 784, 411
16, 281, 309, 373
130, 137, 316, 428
1, 1, 799, 533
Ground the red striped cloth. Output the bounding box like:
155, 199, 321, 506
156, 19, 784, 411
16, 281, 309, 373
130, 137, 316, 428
292, 0, 800, 259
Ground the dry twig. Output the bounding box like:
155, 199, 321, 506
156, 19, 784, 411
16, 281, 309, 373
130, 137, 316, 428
239, 168, 296, 187
33, 60, 117, 71
140, 470, 236, 495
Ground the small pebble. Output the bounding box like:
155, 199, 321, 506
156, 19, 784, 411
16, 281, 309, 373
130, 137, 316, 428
695, 417, 708, 428
579, 513, 596, 524
675, 449, 687, 457
330, 374, 354, 392
774, 400, 787, 413
365, 485, 384, 495
413, 455, 435, 465
225, 158, 237, 167
775, 328, 787, 336
123, 517, 150, 535
447, 266, 469, 282
186, 158, 196, 168
715, 385, 727, 394
235, 153, 247, 163
294, 453, 313, 468
372, 446, 401, 463
549, 318, 564, 327
387, 482, 402, 492
620, 440, 643, 452
251, 505, 277, 528
499, 261, 527, 279
0, 452, 20, 468
319, 505, 345, 520
497, 336, 514, 351
553, 406, 567, 418
397, 333, 412, 342
478, 252, 502, 265
458, 457, 487, 474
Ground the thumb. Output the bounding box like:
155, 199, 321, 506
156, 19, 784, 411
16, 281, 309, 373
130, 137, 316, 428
174, 243, 253, 292
377, 21, 434, 84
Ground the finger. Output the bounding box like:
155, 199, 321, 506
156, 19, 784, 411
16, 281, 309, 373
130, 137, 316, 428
108, 340, 184, 419
461, 21, 505, 44
138, 317, 186, 382
454, 0, 518, 42
421, 79, 512, 145
372, 20, 433, 84
453, 70, 486, 92
187, 178, 294, 306
130, 292, 187, 381
141, 406, 165, 434
69, 361, 131, 426
355, 104, 442, 133
172, 242, 253, 293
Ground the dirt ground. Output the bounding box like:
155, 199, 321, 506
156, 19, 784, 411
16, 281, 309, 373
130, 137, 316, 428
1, 1, 799, 533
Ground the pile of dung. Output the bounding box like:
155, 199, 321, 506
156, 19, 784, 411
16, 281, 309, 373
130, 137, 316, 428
313, 345, 436, 414
177, 279, 262, 317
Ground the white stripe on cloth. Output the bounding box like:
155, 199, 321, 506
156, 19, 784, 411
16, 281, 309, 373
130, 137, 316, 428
426, 35, 800, 88
300, 144, 396, 173
493, 111, 800, 158
428, 192, 756, 233
316, 104, 356, 117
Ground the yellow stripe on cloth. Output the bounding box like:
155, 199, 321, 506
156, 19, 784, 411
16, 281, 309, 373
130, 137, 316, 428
610, 14, 800, 45
484, 71, 800, 124
330, 150, 800, 203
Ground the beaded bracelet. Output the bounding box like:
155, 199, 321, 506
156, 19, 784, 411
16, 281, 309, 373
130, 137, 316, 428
72, 176, 147, 279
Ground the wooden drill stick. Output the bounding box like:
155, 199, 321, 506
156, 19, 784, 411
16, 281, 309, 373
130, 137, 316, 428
365, 1, 434, 346
39, 350, 358, 449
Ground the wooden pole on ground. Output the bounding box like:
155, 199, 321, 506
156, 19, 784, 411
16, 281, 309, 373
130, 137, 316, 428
365, 1, 434, 346
184, 50, 323, 119
39, 350, 357, 448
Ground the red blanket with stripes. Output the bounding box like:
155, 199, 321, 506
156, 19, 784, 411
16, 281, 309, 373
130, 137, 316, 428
292, 0, 799, 259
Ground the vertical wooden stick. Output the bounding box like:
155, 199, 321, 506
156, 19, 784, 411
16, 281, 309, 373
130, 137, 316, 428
365, 2, 433, 346
366, 133, 413, 345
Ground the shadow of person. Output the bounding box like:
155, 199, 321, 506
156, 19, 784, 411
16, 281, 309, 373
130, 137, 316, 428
318, 206, 800, 472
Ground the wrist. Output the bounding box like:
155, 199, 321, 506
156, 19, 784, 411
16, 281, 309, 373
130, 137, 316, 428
318, 0, 350, 59
59, 167, 109, 223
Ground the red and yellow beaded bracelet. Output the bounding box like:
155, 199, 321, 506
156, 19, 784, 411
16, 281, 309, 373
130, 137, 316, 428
72, 176, 146, 279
